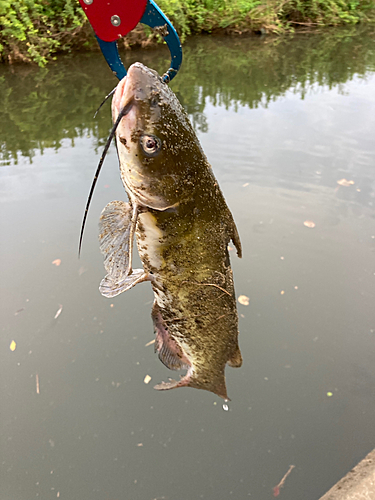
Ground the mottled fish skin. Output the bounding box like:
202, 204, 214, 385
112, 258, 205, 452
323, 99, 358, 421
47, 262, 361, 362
99, 62, 242, 399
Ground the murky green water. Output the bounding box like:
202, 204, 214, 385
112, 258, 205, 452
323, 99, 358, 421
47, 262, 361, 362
1, 27, 375, 500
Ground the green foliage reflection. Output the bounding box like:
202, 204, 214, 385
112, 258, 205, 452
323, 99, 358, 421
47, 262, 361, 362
1, 27, 374, 163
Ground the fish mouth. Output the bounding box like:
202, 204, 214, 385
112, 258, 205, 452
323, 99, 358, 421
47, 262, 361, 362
112, 62, 162, 121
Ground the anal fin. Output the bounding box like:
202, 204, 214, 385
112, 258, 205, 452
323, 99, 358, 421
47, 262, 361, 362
152, 302, 190, 371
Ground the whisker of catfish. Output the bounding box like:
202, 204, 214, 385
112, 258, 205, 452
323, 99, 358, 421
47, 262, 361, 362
78, 98, 134, 256
94, 86, 117, 119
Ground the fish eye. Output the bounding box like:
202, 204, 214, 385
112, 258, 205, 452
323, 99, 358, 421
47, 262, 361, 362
140, 135, 162, 157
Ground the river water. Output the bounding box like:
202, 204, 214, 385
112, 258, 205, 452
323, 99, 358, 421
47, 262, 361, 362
1, 27, 375, 500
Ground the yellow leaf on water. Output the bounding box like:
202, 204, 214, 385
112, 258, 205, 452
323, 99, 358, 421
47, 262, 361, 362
144, 375, 152, 384
52, 259, 61, 266
238, 295, 250, 306
337, 178, 354, 187
10, 340, 16, 352
303, 220, 316, 228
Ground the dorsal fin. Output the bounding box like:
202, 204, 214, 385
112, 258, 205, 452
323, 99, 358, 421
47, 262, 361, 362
231, 220, 242, 258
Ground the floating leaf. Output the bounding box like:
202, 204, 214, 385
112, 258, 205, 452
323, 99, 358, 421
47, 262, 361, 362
303, 220, 316, 228
144, 375, 152, 384
238, 295, 249, 306
337, 178, 354, 187
10, 340, 16, 351
52, 259, 61, 266
327, 391, 333, 397
54, 305, 63, 319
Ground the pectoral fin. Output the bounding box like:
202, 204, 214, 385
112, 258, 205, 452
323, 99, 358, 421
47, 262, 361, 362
99, 200, 149, 297
99, 200, 133, 280
99, 269, 149, 298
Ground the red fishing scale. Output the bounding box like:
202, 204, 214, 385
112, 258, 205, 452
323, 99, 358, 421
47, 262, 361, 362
78, 0, 148, 42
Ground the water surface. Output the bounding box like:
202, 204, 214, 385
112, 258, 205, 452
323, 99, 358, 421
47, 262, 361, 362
1, 27, 375, 500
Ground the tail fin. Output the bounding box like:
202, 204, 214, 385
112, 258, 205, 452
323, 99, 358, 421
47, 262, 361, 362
154, 369, 230, 400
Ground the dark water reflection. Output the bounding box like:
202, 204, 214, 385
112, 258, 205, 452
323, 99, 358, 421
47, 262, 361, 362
1, 27, 375, 500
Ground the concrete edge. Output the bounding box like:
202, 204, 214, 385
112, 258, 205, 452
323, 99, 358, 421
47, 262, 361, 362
319, 449, 375, 500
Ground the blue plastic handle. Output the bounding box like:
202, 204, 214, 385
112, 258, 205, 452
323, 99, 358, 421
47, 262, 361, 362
96, 0, 182, 82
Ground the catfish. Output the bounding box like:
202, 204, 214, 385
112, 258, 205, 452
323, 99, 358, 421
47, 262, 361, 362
98, 63, 242, 399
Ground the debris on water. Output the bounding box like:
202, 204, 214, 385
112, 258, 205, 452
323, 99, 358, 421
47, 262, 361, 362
145, 339, 155, 347
337, 178, 355, 187
36, 373, 40, 394
110, 303, 114, 308
144, 375, 152, 384
223, 400, 229, 411
10, 340, 16, 352
52, 259, 61, 266
327, 391, 333, 397
280, 290, 285, 295
54, 305, 63, 319
280, 256, 285, 260
294, 286, 298, 290
238, 295, 249, 306
242, 182, 249, 187
137, 443, 143, 447
303, 220, 316, 228
14, 308, 25, 316
273, 465, 295, 497
78, 266, 87, 276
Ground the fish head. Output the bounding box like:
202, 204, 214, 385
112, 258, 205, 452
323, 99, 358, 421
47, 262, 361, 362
112, 62, 206, 210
